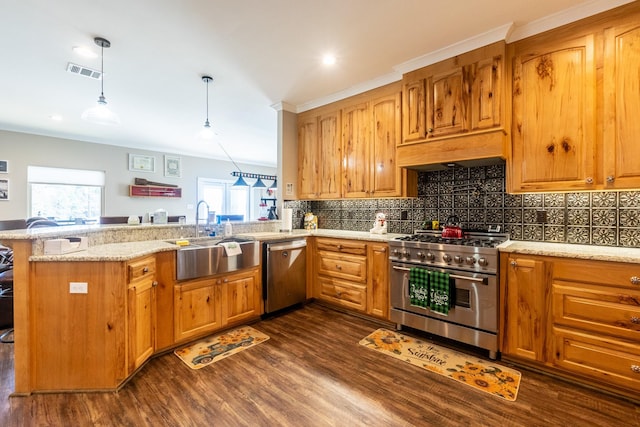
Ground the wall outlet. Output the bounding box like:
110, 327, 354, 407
286, 183, 294, 196
401, 210, 408, 220
536, 210, 547, 223
69, 282, 88, 294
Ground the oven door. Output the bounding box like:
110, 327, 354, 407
390, 262, 497, 333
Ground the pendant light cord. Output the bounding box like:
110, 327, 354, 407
100, 42, 104, 98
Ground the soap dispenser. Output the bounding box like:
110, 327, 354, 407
224, 219, 232, 237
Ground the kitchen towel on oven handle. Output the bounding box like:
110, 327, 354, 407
429, 271, 452, 315
409, 268, 429, 308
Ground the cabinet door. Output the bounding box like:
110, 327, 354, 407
367, 243, 389, 319
426, 67, 467, 138
343, 102, 371, 198
298, 115, 319, 199
402, 78, 426, 142
470, 56, 502, 131
128, 278, 155, 372
221, 268, 262, 326
603, 22, 640, 189
318, 112, 342, 199
504, 256, 548, 361
371, 92, 403, 197
511, 34, 596, 191
174, 279, 222, 342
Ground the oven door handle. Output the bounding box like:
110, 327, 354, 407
392, 265, 488, 285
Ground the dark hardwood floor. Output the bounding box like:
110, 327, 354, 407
1, 303, 639, 426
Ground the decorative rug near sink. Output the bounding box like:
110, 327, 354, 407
359, 328, 521, 401
175, 326, 269, 370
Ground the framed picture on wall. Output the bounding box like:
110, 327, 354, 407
0, 160, 8, 173
129, 154, 155, 172
164, 155, 181, 178
0, 179, 8, 200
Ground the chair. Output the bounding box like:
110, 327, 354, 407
27, 220, 59, 228
0, 247, 13, 344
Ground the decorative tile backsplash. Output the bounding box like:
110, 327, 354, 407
284, 164, 640, 248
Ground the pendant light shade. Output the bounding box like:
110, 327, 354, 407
233, 175, 249, 187
253, 177, 266, 188
82, 37, 120, 126
269, 178, 278, 190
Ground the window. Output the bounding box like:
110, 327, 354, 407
28, 166, 104, 224
197, 178, 250, 221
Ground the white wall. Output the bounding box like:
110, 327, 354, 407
0, 130, 276, 222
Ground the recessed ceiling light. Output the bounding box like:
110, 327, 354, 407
322, 54, 336, 66
49, 114, 63, 121
72, 45, 98, 58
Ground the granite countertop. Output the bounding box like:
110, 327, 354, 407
499, 240, 640, 264
26, 228, 405, 262
29, 240, 178, 262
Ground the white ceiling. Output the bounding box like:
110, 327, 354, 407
0, 0, 632, 167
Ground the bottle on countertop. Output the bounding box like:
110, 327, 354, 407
224, 219, 232, 237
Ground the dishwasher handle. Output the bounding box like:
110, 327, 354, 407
266, 239, 307, 252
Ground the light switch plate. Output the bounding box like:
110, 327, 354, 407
69, 282, 88, 294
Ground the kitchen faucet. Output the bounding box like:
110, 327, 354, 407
195, 200, 210, 238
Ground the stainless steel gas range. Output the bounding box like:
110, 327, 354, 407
389, 230, 509, 359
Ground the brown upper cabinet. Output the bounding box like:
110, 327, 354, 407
298, 83, 416, 200
509, 3, 640, 192
398, 42, 506, 169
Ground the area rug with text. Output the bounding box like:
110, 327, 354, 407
175, 326, 269, 370
359, 328, 521, 401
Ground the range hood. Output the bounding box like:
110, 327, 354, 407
397, 128, 507, 171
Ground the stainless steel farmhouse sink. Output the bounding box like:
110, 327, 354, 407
175, 237, 260, 281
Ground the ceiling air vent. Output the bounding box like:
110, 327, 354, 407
66, 62, 102, 80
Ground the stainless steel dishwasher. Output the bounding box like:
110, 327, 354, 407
263, 238, 307, 314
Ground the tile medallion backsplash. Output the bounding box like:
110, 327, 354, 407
284, 164, 640, 248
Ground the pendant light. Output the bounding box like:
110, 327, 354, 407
197, 76, 215, 140
253, 177, 266, 188
269, 178, 278, 190
81, 37, 120, 126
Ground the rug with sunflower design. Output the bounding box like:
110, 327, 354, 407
359, 328, 521, 401
175, 326, 269, 370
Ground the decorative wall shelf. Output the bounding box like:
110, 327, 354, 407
129, 185, 182, 198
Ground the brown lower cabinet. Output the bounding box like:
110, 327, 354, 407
174, 267, 261, 343
501, 252, 640, 399
313, 237, 389, 320
27, 253, 262, 392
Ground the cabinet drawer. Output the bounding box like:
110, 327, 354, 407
128, 256, 156, 284
552, 281, 640, 340
318, 276, 366, 311
553, 259, 640, 290
317, 251, 366, 283
553, 326, 640, 392
316, 238, 367, 255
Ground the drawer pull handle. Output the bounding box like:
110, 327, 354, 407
510, 260, 517, 267
632, 365, 640, 373
631, 317, 640, 324
143, 267, 149, 273
631, 276, 640, 285
152, 281, 158, 287
336, 265, 342, 270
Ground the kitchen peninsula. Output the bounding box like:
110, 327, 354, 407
0, 222, 402, 395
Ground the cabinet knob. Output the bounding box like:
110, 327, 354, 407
606, 175, 615, 184
585, 177, 594, 184
143, 267, 149, 273
631, 317, 640, 324
631, 276, 640, 285
336, 265, 342, 270
152, 281, 158, 287
510, 260, 518, 267
631, 365, 640, 373
427, 128, 434, 133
